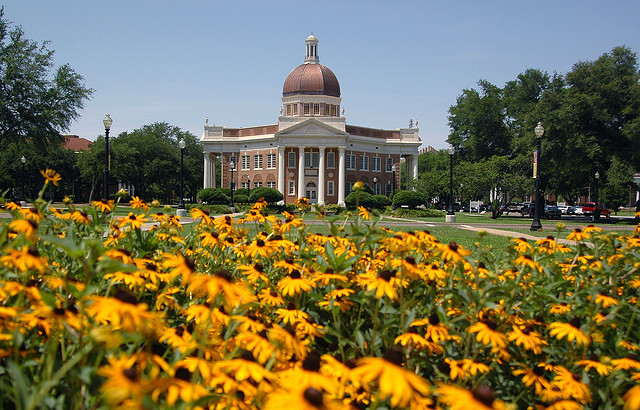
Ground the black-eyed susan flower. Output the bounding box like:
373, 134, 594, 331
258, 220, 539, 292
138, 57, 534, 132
440, 241, 471, 263
263, 386, 343, 410
277, 270, 315, 297
468, 319, 507, 349
595, 293, 619, 308
575, 354, 612, 376
567, 228, 589, 241
551, 366, 592, 404
506, 325, 548, 354
91, 199, 115, 213
512, 365, 551, 394
40, 168, 61, 186
349, 347, 431, 408
358, 269, 399, 300
119, 212, 148, 230
436, 384, 505, 410
548, 317, 590, 346
129, 196, 150, 212
624, 385, 640, 410
612, 354, 640, 371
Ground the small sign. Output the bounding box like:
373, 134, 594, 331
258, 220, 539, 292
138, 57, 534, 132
533, 151, 538, 178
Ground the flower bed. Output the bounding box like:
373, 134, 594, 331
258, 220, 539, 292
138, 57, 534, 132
1, 174, 640, 408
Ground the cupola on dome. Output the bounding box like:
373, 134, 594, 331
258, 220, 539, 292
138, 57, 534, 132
282, 35, 341, 98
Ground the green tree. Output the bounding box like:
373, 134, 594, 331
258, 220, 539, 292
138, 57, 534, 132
0, 8, 92, 148
105, 123, 202, 201
447, 80, 511, 162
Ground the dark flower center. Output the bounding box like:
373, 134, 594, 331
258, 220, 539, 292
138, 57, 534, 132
114, 288, 139, 305
429, 312, 440, 326
302, 351, 321, 372
185, 257, 196, 271
254, 262, 264, 272
123, 365, 138, 381
383, 347, 404, 366
448, 242, 458, 252
290, 270, 302, 279
569, 317, 582, 329
303, 387, 324, 407
214, 270, 232, 282
405, 256, 416, 265
378, 269, 392, 282
471, 385, 495, 406
437, 361, 451, 374
484, 319, 498, 331
256, 239, 265, 247
175, 367, 192, 381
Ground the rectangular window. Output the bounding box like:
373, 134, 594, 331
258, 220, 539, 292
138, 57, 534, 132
229, 156, 237, 170
313, 103, 320, 115
374, 183, 381, 195
327, 180, 334, 196
346, 182, 354, 196
254, 154, 263, 169
292, 104, 298, 115
241, 182, 249, 190
241, 155, 250, 170
327, 152, 335, 168
305, 152, 319, 168
267, 181, 276, 188
288, 181, 295, 196
373, 157, 382, 172
347, 154, 356, 170
386, 157, 394, 172
286, 105, 291, 116
288, 152, 296, 168
386, 183, 393, 196
267, 154, 276, 169
303, 103, 310, 115
253, 182, 262, 188
360, 155, 369, 171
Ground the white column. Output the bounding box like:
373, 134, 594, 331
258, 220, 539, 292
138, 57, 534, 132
203, 153, 212, 188
412, 155, 419, 190
338, 147, 345, 205
278, 147, 285, 194
298, 148, 305, 199
318, 146, 325, 205
212, 154, 217, 188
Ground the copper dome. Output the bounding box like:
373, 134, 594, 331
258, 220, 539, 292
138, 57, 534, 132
283, 63, 341, 97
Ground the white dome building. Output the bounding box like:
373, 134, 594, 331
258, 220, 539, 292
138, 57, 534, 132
201, 35, 421, 205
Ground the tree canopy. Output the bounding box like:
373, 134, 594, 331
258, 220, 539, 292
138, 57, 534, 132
442, 46, 640, 208
0, 8, 92, 147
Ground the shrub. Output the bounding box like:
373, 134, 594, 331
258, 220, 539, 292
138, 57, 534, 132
197, 188, 230, 205
218, 187, 232, 197
372, 194, 392, 209
392, 190, 425, 209
392, 208, 445, 218
344, 191, 375, 209
232, 194, 249, 204
232, 188, 249, 197
248, 187, 283, 204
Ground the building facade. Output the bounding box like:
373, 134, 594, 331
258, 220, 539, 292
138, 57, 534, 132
201, 35, 422, 205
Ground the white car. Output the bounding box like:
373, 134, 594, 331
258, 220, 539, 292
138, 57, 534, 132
573, 206, 584, 215
556, 205, 570, 214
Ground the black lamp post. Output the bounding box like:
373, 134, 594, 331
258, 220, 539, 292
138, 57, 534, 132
530, 122, 544, 231
177, 138, 186, 215
594, 171, 600, 222
247, 176, 251, 199
20, 155, 26, 202
103, 114, 113, 200
447, 145, 456, 222
229, 160, 236, 212
391, 164, 397, 209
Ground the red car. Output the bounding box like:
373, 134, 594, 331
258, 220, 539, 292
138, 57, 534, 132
580, 202, 611, 217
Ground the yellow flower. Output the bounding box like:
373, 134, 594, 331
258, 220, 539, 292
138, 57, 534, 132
548, 318, 590, 346
507, 325, 548, 354
624, 385, 640, 410
551, 366, 592, 404
436, 384, 505, 410
349, 347, 431, 408
91, 199, 115, 213
595, 293, 619, 308
119, 212, 148, 229
468, 320, 507, 349
512, 365, 551, 394
567, 228, 590, 241
575, 355, 612, 376
277, 270, 315, 297
40, 168, 61, 186
358, 206, 371, 220
353, 181, 364, 191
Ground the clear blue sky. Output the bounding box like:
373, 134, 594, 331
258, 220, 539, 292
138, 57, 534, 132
4, 1, 640, 149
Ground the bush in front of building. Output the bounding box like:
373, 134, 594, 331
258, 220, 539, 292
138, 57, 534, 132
249, 187, 284, 204
233, 188, 249, 197
197, 188, 230, 205
372, 194, 392, 209
392, 208, 446, 218
392, 190, 425, 209
344, 191, 375, 209
232, 194, 249, 204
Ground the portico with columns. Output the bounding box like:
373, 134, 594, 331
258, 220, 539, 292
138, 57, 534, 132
201, 35, 421, 205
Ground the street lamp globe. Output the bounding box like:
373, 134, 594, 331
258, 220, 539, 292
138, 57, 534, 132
530, 122, 544, 231
446, 145, 456, 222
176, 138, 187, 216
102, 114, 113, 200
103, 114, 113, 130
178, 138, 186, 150
21, 155, 26, 164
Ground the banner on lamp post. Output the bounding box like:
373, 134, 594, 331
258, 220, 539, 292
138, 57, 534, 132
532, 150, 538, 178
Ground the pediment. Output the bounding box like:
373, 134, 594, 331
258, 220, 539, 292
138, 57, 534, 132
275, 119, 349, 138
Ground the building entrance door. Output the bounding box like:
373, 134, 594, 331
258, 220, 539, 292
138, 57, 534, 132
305, 182, 318, 203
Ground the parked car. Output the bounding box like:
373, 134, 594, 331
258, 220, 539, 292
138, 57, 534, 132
504, 202, 525, 215
581, 202, 611, 218
544, 205, 562, 218
573, 206, 584, 215
556, 205, 570, 214
520, 203, 534, 217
